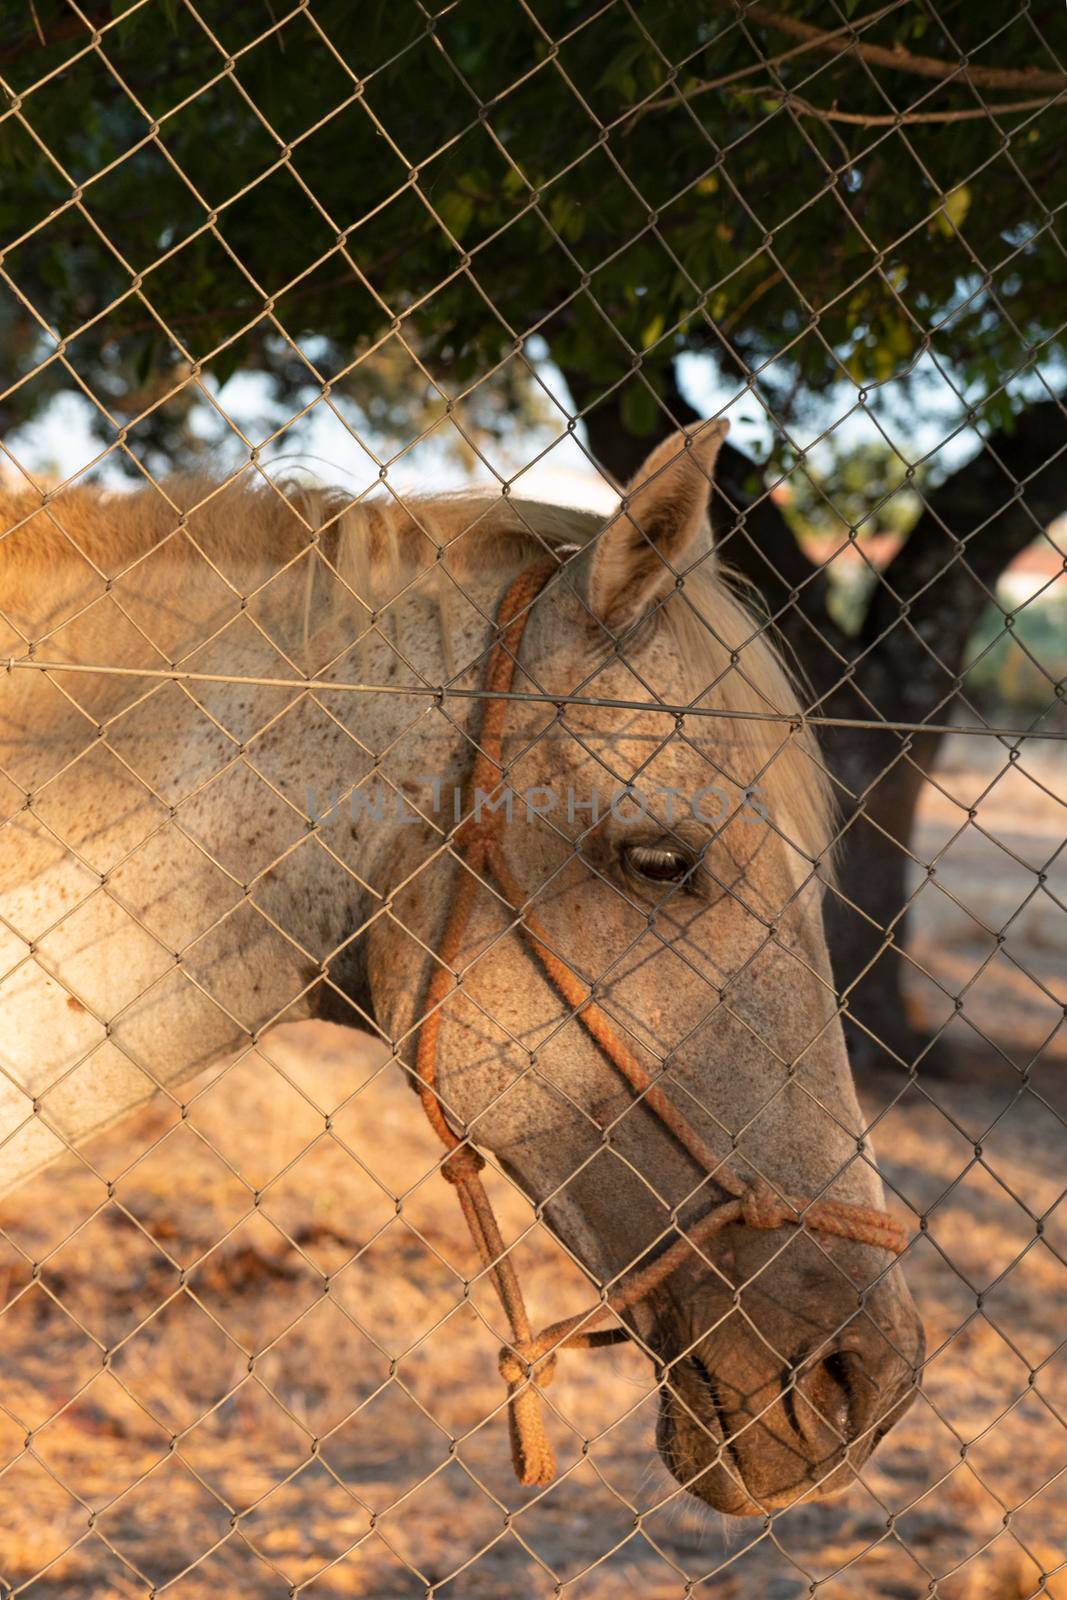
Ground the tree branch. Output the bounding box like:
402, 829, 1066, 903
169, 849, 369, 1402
725, 1, 1067, 94
625, 0, 907, 124
733, 85, 1060, 125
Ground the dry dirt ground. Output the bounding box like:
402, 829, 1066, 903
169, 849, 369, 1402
0, 737, 1064, 1600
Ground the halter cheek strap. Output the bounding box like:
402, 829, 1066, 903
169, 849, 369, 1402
414, 560, 908, 1489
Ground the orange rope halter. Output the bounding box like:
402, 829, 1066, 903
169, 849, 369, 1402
415, 560, 908, 1488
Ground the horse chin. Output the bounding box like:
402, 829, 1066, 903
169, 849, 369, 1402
656, 1397, 761, 1516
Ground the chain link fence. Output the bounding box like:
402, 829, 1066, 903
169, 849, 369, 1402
1, 2, 1065, 1597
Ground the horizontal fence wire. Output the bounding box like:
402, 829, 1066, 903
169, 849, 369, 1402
6, 655, 1067, 739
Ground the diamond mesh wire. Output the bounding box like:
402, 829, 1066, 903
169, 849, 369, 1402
0, 3, 1065, 1597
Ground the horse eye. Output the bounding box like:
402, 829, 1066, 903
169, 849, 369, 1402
623, 843, 694, 886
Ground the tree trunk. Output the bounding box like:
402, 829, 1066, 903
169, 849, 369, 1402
824, 396, 1067, 1070
567, 371, 1067, 1075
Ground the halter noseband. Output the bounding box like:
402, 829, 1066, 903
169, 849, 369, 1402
414, 560, 908, 1488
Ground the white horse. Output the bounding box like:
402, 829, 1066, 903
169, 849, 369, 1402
0, 421, 921, 1512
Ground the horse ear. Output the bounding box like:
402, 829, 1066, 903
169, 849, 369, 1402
586, 418, 729, 635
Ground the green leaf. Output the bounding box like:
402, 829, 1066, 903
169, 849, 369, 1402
436, 191, 475, 242
641, 311, 665, 350
935, 184, 972, 238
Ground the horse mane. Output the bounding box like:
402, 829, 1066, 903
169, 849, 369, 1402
0, 469, 832, 868
0, 471, 597, 631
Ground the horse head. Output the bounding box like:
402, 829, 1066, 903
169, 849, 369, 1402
362, 421, 924, 1513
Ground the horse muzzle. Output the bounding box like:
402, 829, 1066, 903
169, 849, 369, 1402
653, 1254, 925, 1514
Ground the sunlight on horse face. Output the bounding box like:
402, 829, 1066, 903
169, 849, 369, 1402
369, 423, 923, 1514
0, 419, 922, 1514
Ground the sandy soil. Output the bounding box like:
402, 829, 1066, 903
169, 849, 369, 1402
0, 738, 1064, 1600
905, 731, 1066, 1072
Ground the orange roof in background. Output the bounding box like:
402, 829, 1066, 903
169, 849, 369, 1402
799, 524, 1064, 590
799, 531, 903, 572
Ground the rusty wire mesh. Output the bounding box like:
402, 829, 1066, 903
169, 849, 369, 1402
0, 2, 1065, 1598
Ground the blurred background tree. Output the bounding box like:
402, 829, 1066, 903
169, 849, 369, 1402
2, 0, 1065, 1070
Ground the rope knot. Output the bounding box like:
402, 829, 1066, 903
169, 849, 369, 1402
499, 1335, 560, 1487
740, 1177, 797, 1232
498, 1337, 558, 1389
441, 1144, 485, 1185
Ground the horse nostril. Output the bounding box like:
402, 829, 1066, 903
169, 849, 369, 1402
793, 1349, 861, 1448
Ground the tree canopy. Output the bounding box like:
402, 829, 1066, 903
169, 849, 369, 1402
2, 0, 1064, 469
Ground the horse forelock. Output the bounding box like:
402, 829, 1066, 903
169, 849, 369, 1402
659, 564, 835, 877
